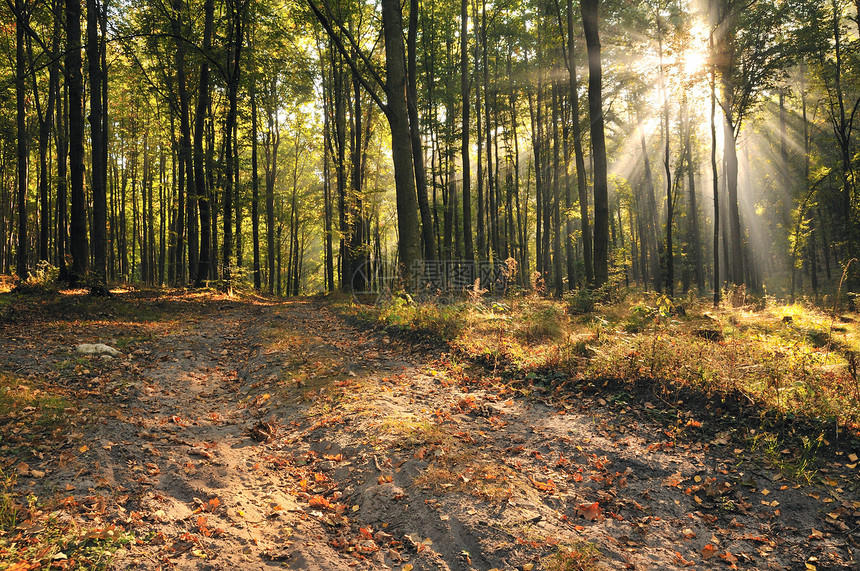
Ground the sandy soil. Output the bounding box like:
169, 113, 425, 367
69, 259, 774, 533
1, 292, 859, 570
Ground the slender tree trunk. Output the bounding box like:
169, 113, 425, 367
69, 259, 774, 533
581, 0, 609, 286
56, 50, 69, 280
66, 0, 88, 284
710, 31, 721, 306
408, 0, 436, 261
15, 0, 28, 280
322, 78, 334, 291
251, 81, 261, 290
381, 0, 422, 280
222, 0, 245, 285
552, 83, 563, 296
87, 0, 107, 283
193, 0, 214, 286
460, 0, 474, 261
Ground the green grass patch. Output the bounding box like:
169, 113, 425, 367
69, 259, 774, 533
356, 291, 860, 438
0, 373, 74, 442
543, 541, 603, 571
0, 481, 134, 570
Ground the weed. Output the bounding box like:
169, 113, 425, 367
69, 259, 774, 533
0, 469, 22, 532
0, 374, 73, 439
543, 542, 603, 571
748, 431, 822, 483
567, 289, 595, 315
516, 302, 567, 342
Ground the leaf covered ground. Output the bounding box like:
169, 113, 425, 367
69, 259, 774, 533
0, 290, 859, 570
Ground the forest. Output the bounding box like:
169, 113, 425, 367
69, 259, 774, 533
2, 0, 859, 301
4, 2, 860, 569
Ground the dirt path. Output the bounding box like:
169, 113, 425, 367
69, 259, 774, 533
2, 293, 859, 570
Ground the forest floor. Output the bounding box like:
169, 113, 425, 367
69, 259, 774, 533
0, 290, 859, 571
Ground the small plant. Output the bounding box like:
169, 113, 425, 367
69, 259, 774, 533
12, 261, 60, 295
0, 469, 22, 532
517, 303, 567, 342
568, 288, 595, 315
544, 542, 603, 571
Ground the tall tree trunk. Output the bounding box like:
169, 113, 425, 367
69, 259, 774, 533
381, 0, 422, 280
222, 0, 245, 285
636, 109, 661, 291
460, 0, 474, 261
322, 77, 334, 291
170, 0, 193, 285
566, 0, 591, 286
15, 0, 28, 280
251, 81, 261, 290
265, 88, 280, 294
194, 0, 214, 286
658, 29, 673, 297
66, 0, 88, 284
407, 0, 436, 261
55, 41, 69, 280
87, 0, 107, 283
710, 31, 721, 306
551, 83, 563, 296
581, 0, 609, 286
682, 94, 704, 293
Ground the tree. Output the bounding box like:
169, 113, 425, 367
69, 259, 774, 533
581, 0, 609, 286
66, 0, 88, 284
306, 0, 422, 282
712, 0, 785, 287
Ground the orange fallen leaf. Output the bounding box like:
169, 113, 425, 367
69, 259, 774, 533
576, 502, 602, 522
308, 496, 330, 509
701, 544, 717, 560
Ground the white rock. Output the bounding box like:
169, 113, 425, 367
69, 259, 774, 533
75, 343, 121, 357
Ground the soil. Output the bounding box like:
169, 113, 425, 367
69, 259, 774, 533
1, 291, 859, 570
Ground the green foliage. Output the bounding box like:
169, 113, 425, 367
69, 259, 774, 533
12, 261, 60, 295
515, 302, 567, 342
748, 430, 823, 483
368, 297, 465, 342
567, 289, 595, 315
544, 542, 603, 571
0, 469, 21, 533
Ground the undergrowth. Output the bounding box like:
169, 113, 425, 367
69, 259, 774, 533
346, 290, 860, 440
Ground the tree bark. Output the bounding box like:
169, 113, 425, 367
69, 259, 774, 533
407, 0, 436, 261
581, 0, 609, 286
566, 0, 591, 286
381, 0, 422, 281
460, 0, 474, 261
194, 0, 214, 286
66, 0, 88, 285
15, 0, 28, 281
87, 0, 107, 283
710, 31, 721, 306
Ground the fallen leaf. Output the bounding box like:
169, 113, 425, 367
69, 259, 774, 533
309, 496, 330, 509
701, 544, 717, 560
576, 502, 602, 522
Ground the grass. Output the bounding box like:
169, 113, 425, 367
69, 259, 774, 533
0, 469, 134, 570
0, 492, 134, 570
543, 542, 603, 571
0, 373, 74, 447
354, 290, 860, 442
